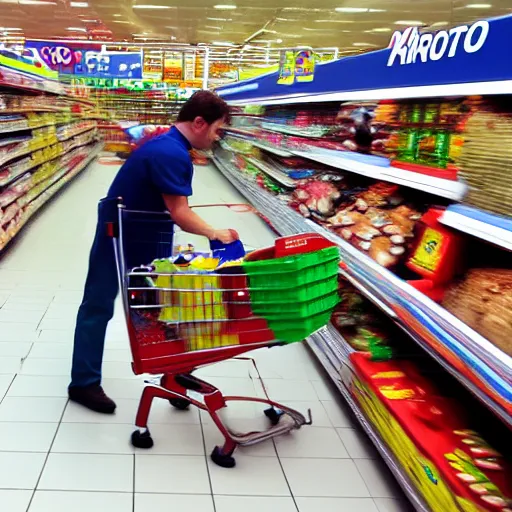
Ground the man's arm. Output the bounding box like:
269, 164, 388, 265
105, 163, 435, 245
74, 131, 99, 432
163, 194, 238, 243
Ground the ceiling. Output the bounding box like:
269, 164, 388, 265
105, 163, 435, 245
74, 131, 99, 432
0, 0, 511, 58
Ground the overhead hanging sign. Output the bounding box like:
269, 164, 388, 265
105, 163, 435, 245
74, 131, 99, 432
216, 14, 512, 103
278, 48, 315, 85
25, 41, 143, 79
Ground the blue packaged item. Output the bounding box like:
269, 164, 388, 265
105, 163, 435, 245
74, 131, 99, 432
209, 239, 246, 264
288, 169, 315, 179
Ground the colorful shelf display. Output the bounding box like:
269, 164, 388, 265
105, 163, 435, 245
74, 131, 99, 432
0, 62, 101, 252
212, 154, 512, 430
213, 18, 512, 508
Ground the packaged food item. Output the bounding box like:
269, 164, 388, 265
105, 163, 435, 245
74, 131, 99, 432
350, 354, 512, 512
442, 268, 512, 357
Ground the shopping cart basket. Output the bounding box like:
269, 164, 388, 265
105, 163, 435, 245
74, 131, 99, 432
109, 200, 340, 468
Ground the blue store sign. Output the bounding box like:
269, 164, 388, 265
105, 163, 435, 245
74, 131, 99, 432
25, 41, 143, 79
216, 15, 512, 103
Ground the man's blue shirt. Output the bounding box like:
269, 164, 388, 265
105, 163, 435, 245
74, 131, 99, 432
107, 126, 193, 211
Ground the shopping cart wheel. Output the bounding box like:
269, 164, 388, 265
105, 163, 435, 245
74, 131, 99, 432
131, 428, 154, 449
264, 407, 284, 426
211, 446, 236, 468
169, 398, 191, 410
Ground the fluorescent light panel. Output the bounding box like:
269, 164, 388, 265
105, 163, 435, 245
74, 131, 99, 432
133, 4, 173, 8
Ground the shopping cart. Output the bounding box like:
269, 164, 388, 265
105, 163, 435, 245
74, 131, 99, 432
108, 200, 340, 468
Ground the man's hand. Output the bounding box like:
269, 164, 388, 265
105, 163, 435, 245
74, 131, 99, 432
163, 195, 240, 244
211, 229, 239, 244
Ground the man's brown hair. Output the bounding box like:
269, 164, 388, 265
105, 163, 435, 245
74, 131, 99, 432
177, 90, 230, 125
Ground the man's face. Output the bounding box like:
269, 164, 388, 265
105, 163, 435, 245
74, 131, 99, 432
192, 117, 225, 149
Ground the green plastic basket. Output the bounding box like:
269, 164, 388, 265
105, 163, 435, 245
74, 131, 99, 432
249, 275, 339, 306
243, 246, 340, 290
269, 309, 336, 343
241, 246, 341, 343
251, 288, 340, 317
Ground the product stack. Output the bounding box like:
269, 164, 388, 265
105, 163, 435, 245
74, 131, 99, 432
0, 59, 101, 252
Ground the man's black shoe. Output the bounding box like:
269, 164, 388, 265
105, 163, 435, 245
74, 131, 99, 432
68, 385, 117, 414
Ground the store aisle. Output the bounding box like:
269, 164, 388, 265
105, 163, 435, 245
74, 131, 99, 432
0, 159, 412, 512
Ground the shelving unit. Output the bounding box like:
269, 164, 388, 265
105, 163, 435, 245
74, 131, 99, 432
213, 19, 512, 509
0, 59, 101, 252
213, 154, 512, 428
440, 204, 512, 252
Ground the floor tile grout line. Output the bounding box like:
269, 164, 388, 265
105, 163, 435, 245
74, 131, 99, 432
0, 374, 17, 406
33, 296, 56, 333
272, 438, 300, 512
25, 398, 69, 511
132, 454, 136, 512
198, 406, 217, 512
0, 487, 389, 499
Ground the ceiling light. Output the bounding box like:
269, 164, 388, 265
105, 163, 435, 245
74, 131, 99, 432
205, 25, 222, 29
67, 27, 87, 31
276, 38, 282, 43
113, 13, 123, 16
466, 3, 492, 7
19, 0, 56, 4
335, 7, 367, 12
394, 20, 425, 26
367, 27, 391, 32
314, 19, 354, 23
0, 27, 23, 31
430, 21, 449, 27
113, 20, 131, 23
214, 4, 237, 9
70, 1, 88, 6
352, 42, 378, 47
212, 41, 236, 46
207, 17, 231, 21
133, 4, 172, 9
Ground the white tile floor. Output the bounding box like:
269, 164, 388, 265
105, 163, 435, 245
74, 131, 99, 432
0, 160, 414, 512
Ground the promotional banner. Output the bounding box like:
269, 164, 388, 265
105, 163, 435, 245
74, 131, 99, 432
277, 49, 315, 85
25, 40, 143, 79
163, 54, 183, 81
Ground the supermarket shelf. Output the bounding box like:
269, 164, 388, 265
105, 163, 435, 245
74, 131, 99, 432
223, 126, 259, 138
57, 124, 97, 142
223, 127, 294, 157
440, 204, 512, 252
246, 157, 296, 188
292, 148, 467, 201
252, 140, 293, 157
225, 81, 512, 106
212, 153, 512, 427
306, 329, 430, 512
0, 132, 98, 190
223, 127, 467, 200
0, 143, 102, 251
0, 65, 63, 95
261, 121, 332, 139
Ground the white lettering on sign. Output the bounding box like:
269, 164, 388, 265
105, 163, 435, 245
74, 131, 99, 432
387, 20, 489, 66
